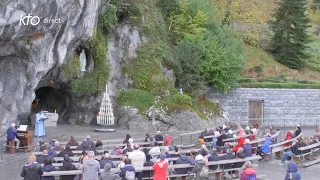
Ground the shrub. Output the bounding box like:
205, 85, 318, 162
61, 54, 81, 81
172, 93, 193, 105
118, 89, 154, 112
238, 78, 257, 83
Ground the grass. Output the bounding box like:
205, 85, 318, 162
118, 89, 154, 113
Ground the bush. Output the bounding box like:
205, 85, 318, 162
118, 89, 154, 112
61, 54, 80, 81
172, 93, 193, 105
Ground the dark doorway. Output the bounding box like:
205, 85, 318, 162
248, 100, 263, 127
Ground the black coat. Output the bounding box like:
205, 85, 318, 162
142, 161, 154, 178
216, 134, 226, 147
100, 158, 114, 169
58, 149, 75, 157
42, 164, 55, 180
208, 154, 220, 170
20, 162, 43, 180
233, 152, 246, 168
220, 153, 234, 169
37, 155, 55, 164
60, 161, 77, 180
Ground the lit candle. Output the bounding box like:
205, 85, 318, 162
54, 110, 56, 113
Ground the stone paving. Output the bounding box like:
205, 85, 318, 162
0, 125, 319, 180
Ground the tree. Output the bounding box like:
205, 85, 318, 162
271, 0, 310, 69
311, 0, 320, 11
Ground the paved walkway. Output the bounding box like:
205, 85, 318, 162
0, 125, 319, 180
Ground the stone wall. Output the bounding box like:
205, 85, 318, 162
206, 88, 320, 127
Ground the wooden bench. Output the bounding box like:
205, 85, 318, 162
45, 138, 147, 146
5, 141, 16, 153
268, 133, 302, 160
302, 157, 320, 167
43, 155, 261, 180
295, 141, 320, 164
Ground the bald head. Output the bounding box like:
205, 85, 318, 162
133, 144, 140, 150
157, 131, 161, 134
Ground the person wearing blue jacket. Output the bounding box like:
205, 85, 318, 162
172, 153, 196, 180
119, 158, 136, 180
7, 123, 20, 149
257, 137, 272, 161
284, 156, 301, 180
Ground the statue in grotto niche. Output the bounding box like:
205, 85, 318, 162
80, 49, 86, 72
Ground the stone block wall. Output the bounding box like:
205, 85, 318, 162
206, 88, 320, 127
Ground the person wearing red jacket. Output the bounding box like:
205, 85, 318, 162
233, 137, 245, 152
152, 154, 168, 180
240, 161, 256, 180
164, 135, 173, 146
283, 132, 293, 147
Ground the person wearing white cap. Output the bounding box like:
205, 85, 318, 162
192, 154, 208, 180
154, 131, 164, 146
7, 123, 20, 149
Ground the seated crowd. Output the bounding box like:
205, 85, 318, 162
20, 124, 319, 180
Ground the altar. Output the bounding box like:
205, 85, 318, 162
31, 112, 58, 127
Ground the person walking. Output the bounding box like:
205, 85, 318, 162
100, 163, 119, 180
81, 151, 100, 180
7, 123, 20, 150
20, 155, 43, 180
240, 161, 256, 180
128, 144, 146, 180
152, 153, 168, 180
284, 156, 301, 180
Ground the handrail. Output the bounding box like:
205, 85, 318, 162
269, 133, 302, 148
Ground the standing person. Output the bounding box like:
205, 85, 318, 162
42, 157, 55, 180
7, 123, 20, 150
294, 126, 301, 137
128, 144, 146, 180
152, 153, 169, 180
192, 154, 208, 180
240, 161, 256, 180
81, 151, 100, 180
257, 137, 272, 161
100, 163, 119, 180
20, 155, 43, 180
60, 155, 77, 180
34, 109, 47, 137
284, 156, 301, 180
119, 158, 136, 180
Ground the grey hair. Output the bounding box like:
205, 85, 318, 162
237, 147, 244, 153
55, 141, 60, 146
104, 163, 112, 171
86, 135, 90, 139
243, 161, 253, 168
11, 123, 15, 127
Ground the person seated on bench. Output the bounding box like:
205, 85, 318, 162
163, 147, 171, 158
123, 143, 133, 155
208, 148, 219, 170
199, 129, 209, 139
37, 150, 54, 164
46, 145, 57, 157
171, 152, 196, 180
118, 156, 128, 168
111, 146, 122, 155
60, 154, 77, 180
251, 124, 259, 136
95, 139, 103, 150
301, 137, 310, 154
154, 131, 164, 145
192, 154, 208, 180
226, 130, 234, 139
142, 154, 154, 178
53, 141, 64, 152
240, 161, 256, 180
311, 135, 319, 144
294, 126, 302, 138
224, 124, 231, 133
220, 148, 235, 173
100, 163, 119, 180
149, 142, 161, 159
170, 146, 180, 158
249, 131, 256, 141
67, 136, 78, 147
49, 137, 57, 148
58, 144, 74, 157
257, 137, 271, 162
164, 134, 173, 147
123, 134, 132, 145
284, 156, 301, 180
231, 148, 246, 178
76, 139, 90, 151
39, 140, 46, 152
216, 130, 226, 148
262, 129, 271, 138
279, 138, 303, 165
42, 157, 55, 180
283, 132, 293, 147
100, 153, 113, 169
243, 139, 253, 157
7, 123, 20, 150
233, 134, 246, 152
198, 144, 208, 155
245, 127, 251, 135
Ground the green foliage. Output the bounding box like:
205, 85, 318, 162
196, 32, 245, 94
311, 0, 320, 11
172, 93, 192, 105
70, 28, 110, 94
118, 89, 154, 112
61, 54, 80, 81
238, 78, 257, 83
249, 65, 264, 77
98, 4, 118, 33
271, 0, 310, 69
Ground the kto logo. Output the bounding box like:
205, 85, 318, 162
19, 14, 40, 26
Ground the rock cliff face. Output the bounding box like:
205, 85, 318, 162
0, 0, 101, 126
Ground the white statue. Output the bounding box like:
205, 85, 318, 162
179, 88, 183, 94
79, 49, 86, 72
